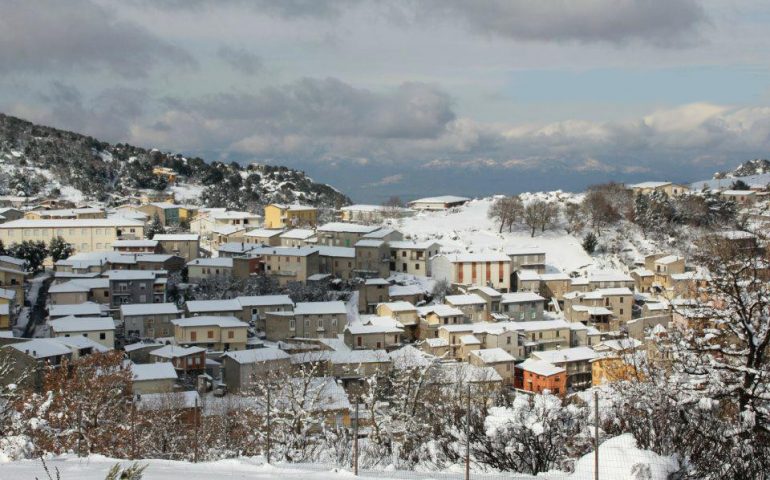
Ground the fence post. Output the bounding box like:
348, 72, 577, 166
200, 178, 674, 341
266, 387, 271, 464
353, 399, 359, 476
594, 390, 599, 480
77, 403, 82, 458
130, 400, 136, 460
465, 384, 470, 480
194, 396, 200, 463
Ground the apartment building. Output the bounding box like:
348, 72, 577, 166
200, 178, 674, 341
531, 346, 598, 390
153, 234, 200, 261
237, 295, 294, 330
120, 303, 181, 338
107, 270, 165, 308
445, 294, 488, 323
221, 348, 292, 392
499, 292, 546, 321
243, 228, 283, 246
264, 204, 318, 229
261, 247, 321, 285
172, 316, 249, 351
264, 301, 347, 342
344, 315, 404, 350
431, 252, 512, 292
0, 218, 144, 253
416, 304, 465, 339
316, 223, 379, 247
357, 278, 390, 314
505, 247, 547, 273
187, 257, 234, 282
48, 316, 116, 349
279, 229, 316, 247
389, 241, 441, 276
353, 239, 390, 278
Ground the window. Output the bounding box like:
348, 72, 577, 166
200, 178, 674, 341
207, 330, 214, 339
228, 331, 234, 339
317, 319, 323, 329
289, 319, 296, 330
99, 332, 106, 340
331, 318, 338, 328
415, 263, 420, 270
506, 336, 511, 344
190, 331, 197, 341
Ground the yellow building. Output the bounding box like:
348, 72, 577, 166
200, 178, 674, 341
172, 316, 249, 351
152, 166, 178, 184
0, 219, 145, 253
264, 204, 318, 229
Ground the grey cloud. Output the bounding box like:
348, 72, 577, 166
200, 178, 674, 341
134, 0, 356, 18
216, 46, 264, 75
407, 0, 707, 46
0, 0, 195, 77
162, 77, 455, 140
35, 82, 149, 141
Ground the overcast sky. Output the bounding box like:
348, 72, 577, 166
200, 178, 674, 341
2, 0, 770, 201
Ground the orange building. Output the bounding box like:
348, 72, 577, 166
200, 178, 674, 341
515, 358, 567, 396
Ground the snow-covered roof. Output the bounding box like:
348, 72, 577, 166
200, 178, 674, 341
655, 255, 682, 265
49, 302, 103, 318
571, 305, 614, 316
517, 358, 565, 376
362, 228, 399, 239
49, 278, 109, 293
364, 278, 390, 286
132, 362, 178, 382
0, 218, 143, 228
217, 242, 261, 254
211, 210, 261, 220
409, 195, 470, 204
124, 341, 164, 353
630, 268, 654, 277
445, 293, 486, 306
112, 239, 159, 248
532, 346, 598, 363
317, 222, 379, 234
260, 246, 319, 257
388, 240, 438, 250
597, 338, 643, 352
500, 292, 545, 304
211, 225, 246, 236
294, 301, 347, 315
340, 204, 387, 212
460, 334, 481, 345
187, 257, 233, 268
346, 315, 404, 335
150, 344, 205, 358
153, 234, 199, 241
51, 336, 110, 352
7, 339, 73, 359
236, 295, 293, 307
171, 316, 247, 328
588, 270, 633, 283
628, 181, 672, 189
49, 315, 115, 333
316, 246, 355, 258
107, 270, 156, 281
504, 247, 546, 256
388, 284, 425, 297
244, 228, 283, 238
355, 239, 385, 248
121, 303, 180, 316
721, 190, 755, 196
388, 345, 434, 368
470, 348, 515, 363
328, 349, 390, 364
0, 255, 26, 267
378, 301, 417, 312
222, 348, 290, 364
416, 304, 464, 317
469, 286, 501, 298
280, 228, 315, 240
269, 203, 317, 211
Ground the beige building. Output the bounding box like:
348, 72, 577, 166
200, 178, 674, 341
262, 247, 321, 285
505, 247, 547, 273
264, 204, 318, 229
243, 228, 283, 246
344, 315, 404, 350
468, 348, 516, 385
153, 234, 200, 261
317, 246, 356, 280
416, 304, 465, 339
389, 241, 441, 276
316, 223, 379, 247
0, 218, 144, 253
431, 252, 513, 292
445, 294, 488, 323
186, 257, 234, 282
628, 181, 690, 197
24, 208, 105, 220
172, 316, 249, 351
48, 316, 116, 349
353, 239, 390, 278
264, 301, 347, 342
279, 229, 316, 247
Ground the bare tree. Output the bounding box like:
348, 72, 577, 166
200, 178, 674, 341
488, 196, 523, 233
523, 200, 551, 237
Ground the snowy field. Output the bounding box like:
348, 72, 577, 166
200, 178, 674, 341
0, 435, 676, 480
395, 197, 593, 274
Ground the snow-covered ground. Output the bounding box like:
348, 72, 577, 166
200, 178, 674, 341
395, 197, 593, 274
169, 184, 205, 204
0, 434, 676, 480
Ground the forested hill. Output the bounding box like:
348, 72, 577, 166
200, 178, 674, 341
0, 113, 351, 209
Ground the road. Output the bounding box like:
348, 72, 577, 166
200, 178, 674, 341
21, 272, 53, 338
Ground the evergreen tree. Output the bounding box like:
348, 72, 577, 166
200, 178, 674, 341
145, 214, 165, 239
48, 236, 74, 263
7, 240, 48, 273
0, 239, 6, 256
581, 232, 598, 254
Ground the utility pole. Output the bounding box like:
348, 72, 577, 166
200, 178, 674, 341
266, 387, 271, 464
130, 401, 136, 460
465, 384, 471, 480
77, 403, 82, 458
194, 396, 200, 463
594, 390, 599, 480
353, 399, 359, 476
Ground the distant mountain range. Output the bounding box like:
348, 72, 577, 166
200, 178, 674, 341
714, 159, 770, 179
0, 113, 351, 210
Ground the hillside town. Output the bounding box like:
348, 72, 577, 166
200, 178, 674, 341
0, 158, 767, 478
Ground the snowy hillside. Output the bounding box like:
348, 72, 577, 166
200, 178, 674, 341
0, 113, 351, 209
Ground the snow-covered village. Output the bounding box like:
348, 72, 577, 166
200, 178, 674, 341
1, 2, 770, 479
